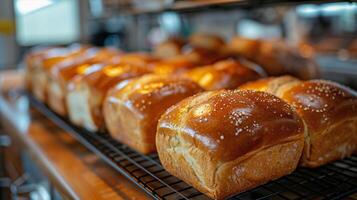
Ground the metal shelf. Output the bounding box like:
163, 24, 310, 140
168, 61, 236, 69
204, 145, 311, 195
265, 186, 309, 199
99, 0, 352, 16
28, 94, 357, 200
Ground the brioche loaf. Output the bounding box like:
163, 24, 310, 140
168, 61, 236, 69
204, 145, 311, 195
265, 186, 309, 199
110, 52, 160, 67
229, 37, 260, 60
182, 46, 231, 66
189, 33, 225, 51
156, 89, 305, 199
103, 74, 203, 154
47, 48, 120, 116
150, 55, 198, 75
25, 47, 55, 92
183, 59, 264, 90
240, 76, 357, 167
229, 37, 319, 79
154, 37, 186, 59
31, 45, 89, 102
66, 64, 150, 131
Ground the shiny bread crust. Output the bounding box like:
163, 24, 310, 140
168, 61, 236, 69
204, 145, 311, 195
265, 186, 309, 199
103, 74, 204, 154
156, 90, 305, 199
66, 64, 150, 131
281, 80, 357, 167
240, 77, 357, 167
183, 59, 263, 91
47, 48, 120, 116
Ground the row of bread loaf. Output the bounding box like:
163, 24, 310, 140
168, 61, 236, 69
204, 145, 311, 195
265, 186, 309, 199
154, 33, 319, 79
25, 34, 269, 132
103, 74, 357, 199
157, 76, 357, 199
25, 33, 318, 106
25, 35, 356, 199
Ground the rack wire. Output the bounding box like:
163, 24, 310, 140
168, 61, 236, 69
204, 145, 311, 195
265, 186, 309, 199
27, 94, 357, 200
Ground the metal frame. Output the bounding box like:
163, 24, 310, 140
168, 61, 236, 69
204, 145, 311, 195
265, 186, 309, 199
28, 94, 357, 200
96, 0, 352, 16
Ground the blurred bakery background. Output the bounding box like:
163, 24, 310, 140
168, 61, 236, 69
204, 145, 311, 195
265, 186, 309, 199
0, 0, 356, 87
0, 1, 356, 199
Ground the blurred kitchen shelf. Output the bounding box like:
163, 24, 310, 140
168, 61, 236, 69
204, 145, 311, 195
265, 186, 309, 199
98, 0, 353, 16
316, 54, 357, 89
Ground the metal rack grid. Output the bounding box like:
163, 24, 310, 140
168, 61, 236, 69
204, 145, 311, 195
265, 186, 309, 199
28, 94, 357, 200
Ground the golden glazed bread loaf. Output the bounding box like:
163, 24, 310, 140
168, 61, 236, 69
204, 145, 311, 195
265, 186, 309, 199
156, 90, 305, 199
182, 46, 231, 66
154, 34, 230, 66
30, 45, 89, 102
229, 37, 319, 79
28, 47, 69, 101
189, 33, 226, 51
240, 76, 357, 167
66, 64, 151, 131
110, 52, 160, 67
229, 37, 286, 75
47, 48, 120, 116
153, 37, 186, 59
183, 59, 264, 90
184, 34, 232, 66
229, 37, 260, 60
150, 55, 198, 75
25, 47, 56, 92
103, 74, 203, 154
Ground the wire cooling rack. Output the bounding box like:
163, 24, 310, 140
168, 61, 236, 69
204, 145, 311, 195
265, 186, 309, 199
27, 94, 357, 200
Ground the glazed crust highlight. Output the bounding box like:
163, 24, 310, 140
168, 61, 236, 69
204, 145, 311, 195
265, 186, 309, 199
156, 90, 305, 199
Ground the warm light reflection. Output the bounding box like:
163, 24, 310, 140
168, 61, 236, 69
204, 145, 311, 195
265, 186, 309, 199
77, 64, 90, 74
192, 103, 212, 117
81, 64, 104, 75
103, 66, 126, 77
198, 73, 214, 87
160, 122, 218, 150
139, 82, 165, 94
154, 65, 174, 75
